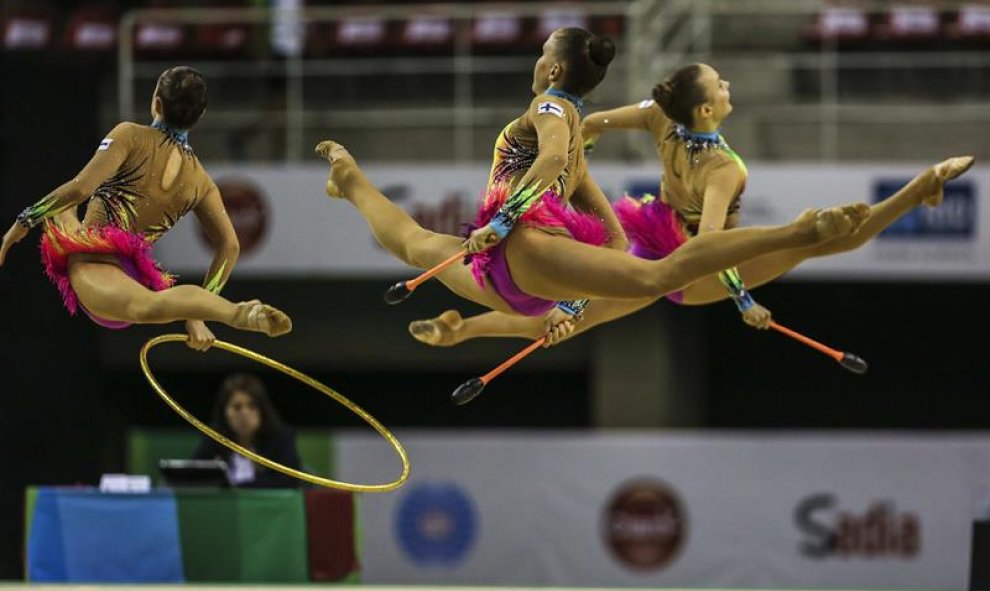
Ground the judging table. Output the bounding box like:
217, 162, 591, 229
24, 486, 358, 583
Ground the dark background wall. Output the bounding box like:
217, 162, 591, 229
0, 53, 107, 580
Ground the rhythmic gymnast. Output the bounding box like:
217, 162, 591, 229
405, 62, 973, 347
0, 66, 291, 350
315, 30, 871, 325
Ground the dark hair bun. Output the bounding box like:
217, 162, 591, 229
588, 36, 616, 67
649, 64, 706, 126
652, 81, 674, 111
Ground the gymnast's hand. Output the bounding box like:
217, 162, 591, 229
0, 222, 28, 268
463, 224, 502, 254
741, 302, 772, 330
542, 307, 579, 347
185, 320, 216, 352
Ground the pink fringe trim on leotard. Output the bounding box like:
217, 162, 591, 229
40, 222, 175, 317
613, 195, 690, 304
613, 195, 688, 260
464, 183, 609, 287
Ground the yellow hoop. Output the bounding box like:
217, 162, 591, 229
139, 334, 410, 493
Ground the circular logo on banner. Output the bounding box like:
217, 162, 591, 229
602, 478, 687, 572
198, 177, 270, 255
396, 482, 478, 567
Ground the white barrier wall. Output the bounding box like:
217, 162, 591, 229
154, 163, 988, 280
335, 432, 990, 589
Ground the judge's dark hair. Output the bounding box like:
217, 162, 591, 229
209, 373, 285, 444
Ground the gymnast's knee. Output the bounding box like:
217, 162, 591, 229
405, 235, 448, 269
644, 264, 690, 298
125, 293, 167, 323
812, 234, 867, 257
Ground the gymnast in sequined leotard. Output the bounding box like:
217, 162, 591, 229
314, 30, 873, 332
404, 63, 973, 347
0, 67, 291, 349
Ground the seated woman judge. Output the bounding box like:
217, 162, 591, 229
193, 373, 303, 488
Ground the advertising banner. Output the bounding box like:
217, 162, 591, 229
336, 432, 990, 589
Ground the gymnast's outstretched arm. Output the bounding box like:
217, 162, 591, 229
0, 123, 134, 266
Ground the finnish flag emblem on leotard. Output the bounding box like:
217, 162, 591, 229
537, 101, 565, 118
98, 138, 114, 151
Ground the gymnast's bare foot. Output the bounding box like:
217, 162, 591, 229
232, 300, 292, 337
794, 203, 871, 243
925, 156, 975, 207
408, 309, 464, 347
315, 140, 358, 199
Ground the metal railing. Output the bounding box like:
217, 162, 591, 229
118, 0, 990, 162
637, 0, 990, 161
118, 2, 636, 162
